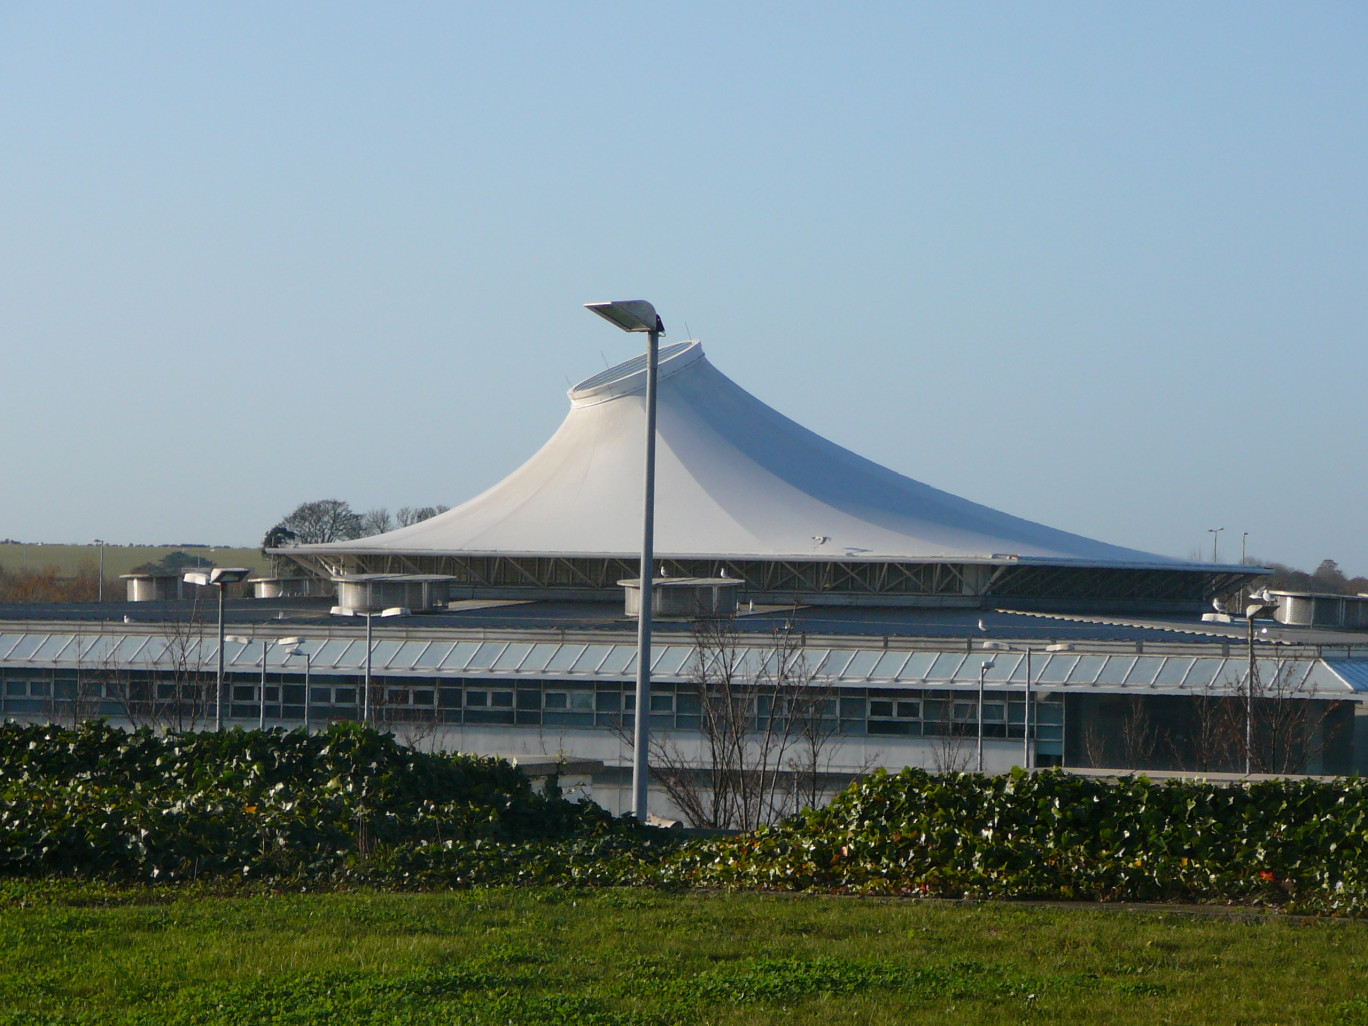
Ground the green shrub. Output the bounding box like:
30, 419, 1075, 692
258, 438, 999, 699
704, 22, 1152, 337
671, 767, 1368, 914
0, 720, 650, 884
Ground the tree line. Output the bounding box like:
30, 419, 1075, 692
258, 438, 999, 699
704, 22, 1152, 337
1262, 559, 1368, 597
262, 499, 450, 549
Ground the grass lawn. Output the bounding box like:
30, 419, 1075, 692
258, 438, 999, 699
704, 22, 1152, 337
2, 886, 1367, 1024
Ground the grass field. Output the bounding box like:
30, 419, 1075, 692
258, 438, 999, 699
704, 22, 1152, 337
2, 885, 1366, 1025
0, 543, 269, 582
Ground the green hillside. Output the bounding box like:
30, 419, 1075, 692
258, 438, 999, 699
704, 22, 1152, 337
0, 543, 270, 580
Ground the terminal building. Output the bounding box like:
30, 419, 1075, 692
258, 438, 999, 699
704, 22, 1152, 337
3, 342, 1366, 820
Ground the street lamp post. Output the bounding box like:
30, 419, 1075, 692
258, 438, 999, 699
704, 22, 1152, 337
94, 539, 105, 602
1243, 591, 1280, 775
982, 641, 1073, 770
277, 638, 313, 734
1208, 527, 1224, 562
226, 635, 270, 729
330, 606, 409, 724
976, 657, 996, 772
585, 299, 665, 825
183, 567, 251, 731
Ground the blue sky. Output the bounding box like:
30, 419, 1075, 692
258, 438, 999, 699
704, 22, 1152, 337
2, 3, 1364, 574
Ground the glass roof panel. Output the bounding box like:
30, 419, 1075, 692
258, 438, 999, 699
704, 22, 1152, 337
733, 648, 765, 679
8, 635, 51, 660
1065, 655, 1107, 684
1123, 656, 1164, 685
314, 639, 354, 667
330, 640, 366, 669
183, 640, 212, 668
570, 645, 613, 673
367, 640, 403, 667
493, 643, 534, 671
439, 642, 482, 670
0, 634, 25, 658
394, 641, 432, 668
32, 635, 75, 660
1260, 657, 1311, 690
1095, 656, 1134, 685
225, 641, 259, 668
899, 652, 939, 681
804, 649, 834, 675
839, 650, 882, 680
144, 639, 178, 666
545, 645, 584, 672
1154, 657, 1194, 686
952, 654, 994, 682
652, 646, 692, 677
1186, 658, 1224, 688
413, 642, 454, 668
113, 636, 150, 662
870, 651, 910, 679
986, 653, 1023, 683
520, 644, 563, 673
928, 653, 966, 681
78, 636, 118, 663
596, 646, 634, 675
822, 651, 856, 677
1035, 655, 1076, 684
466, 642, 508, 670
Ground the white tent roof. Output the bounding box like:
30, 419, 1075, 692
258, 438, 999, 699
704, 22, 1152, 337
303, 341, 1193, 569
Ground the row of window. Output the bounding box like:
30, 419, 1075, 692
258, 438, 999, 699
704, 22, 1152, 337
0, 673, 1062, 741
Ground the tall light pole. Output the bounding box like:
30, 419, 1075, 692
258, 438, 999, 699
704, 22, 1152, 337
585, 299, 664, 823
93, 539, 105, 602
277, 638, 313, 734
226, 635, 270, 729
330, 605, 408, 724
184, 567, 251, 731
976, 657, 996, 772
982, 641, 1073, 770
1208, 527, 1224, 562
1243, 592, 1279, 775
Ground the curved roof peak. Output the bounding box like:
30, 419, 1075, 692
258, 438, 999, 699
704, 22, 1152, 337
569, 339, 705, 408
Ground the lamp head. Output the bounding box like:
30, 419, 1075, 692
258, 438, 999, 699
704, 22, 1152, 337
585, 300, 664, 334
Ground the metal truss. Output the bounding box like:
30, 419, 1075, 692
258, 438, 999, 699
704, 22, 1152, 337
281, 551, 1261, 613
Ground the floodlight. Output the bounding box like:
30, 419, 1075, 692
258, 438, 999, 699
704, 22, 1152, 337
181, 567, 251, 730
584, 300, 664, 334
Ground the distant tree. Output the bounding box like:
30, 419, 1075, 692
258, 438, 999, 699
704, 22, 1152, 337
274, 500, 365, 545
1263, 559, 1368, 596
395, 505, 450, 528
261, 524, 297, 553
360, 508, 394, 536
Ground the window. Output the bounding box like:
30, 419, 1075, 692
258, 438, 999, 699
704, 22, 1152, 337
868, 691, 921, 736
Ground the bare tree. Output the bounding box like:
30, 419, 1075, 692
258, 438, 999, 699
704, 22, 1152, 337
371, 678, 442, 751
928, 730, 974, 774
273, 500, 364, 544
106, 601, 214, 731
1117, 696, 1157, 770
1167, 679, 1238, 773
359, 508, 394, 536
1083, 720, 1108, 769
44, 632, 105, 728
396, 505, 450, 528
635, 615, 841, 830
1235, 656, 1338, 775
